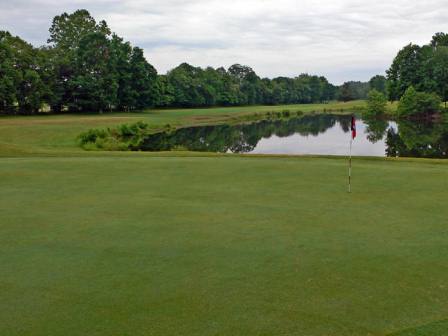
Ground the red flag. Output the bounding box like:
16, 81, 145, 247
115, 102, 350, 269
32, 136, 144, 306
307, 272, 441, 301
351, 116, 356, 139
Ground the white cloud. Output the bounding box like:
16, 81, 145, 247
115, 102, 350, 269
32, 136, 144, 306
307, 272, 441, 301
1, 0, 447, 83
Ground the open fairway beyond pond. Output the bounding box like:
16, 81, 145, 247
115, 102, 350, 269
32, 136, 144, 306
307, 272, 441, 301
1, 154, 448, 335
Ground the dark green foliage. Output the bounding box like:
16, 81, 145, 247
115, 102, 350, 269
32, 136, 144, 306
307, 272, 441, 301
160, 63, 337, 108
6, 9, 446, 114
77, 127, 108, 144
368, 75, 387, 94
129, 47, 158, 109
0, 32, 19, 112
0, 9, 341, 114
387, 33, 448, 102
431, 32, 448, 48
47, 9, 113, 113
1, 10, 159, 114
47, 9, 111, 50
365, 89, 387, 117
78, 121, 149, 150
71, 32, 117, 112
386, 44, 422, 100
0, 31, 46, 114
338, 81, 369, 101
397, 86, 441, 118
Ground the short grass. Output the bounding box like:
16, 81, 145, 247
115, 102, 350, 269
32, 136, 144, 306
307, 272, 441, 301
1, 100, 446, 335
1, 154, 448, 335
0, 101, 365, 156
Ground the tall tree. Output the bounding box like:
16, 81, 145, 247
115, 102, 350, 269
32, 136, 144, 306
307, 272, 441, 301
47, 10, 111, 112
0, 31, 45, 114
129, 47, 158, 109
70, 32, 117, 112
109, 34, 133, 111
0, 31, 18, 112
369, 75, 387, 94
386, 44, 422, 100
431, 32, 448, 48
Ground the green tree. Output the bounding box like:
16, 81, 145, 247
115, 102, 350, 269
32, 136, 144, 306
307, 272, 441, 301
167, 63, 206, 107
386, 33, 448, 102
129, 47, 158, 109
0, 31, 45, 114
48, 9, 110, 51
47, 10, 112, 112
365, 89, 387, 117
70, 32, 117, 112
397, 86, 441, 118
397, 86, 418, 117
339, 82, 354, 102
432, 46, 448, 107
154, 75, 175, 107
431, 32, 448, 48
0, 31, 18, 112
369, 75, 387, 94
338, 81, 369, 101
386, 44, 422, 100
109, 34, 134, 111
228, 64, 261, 105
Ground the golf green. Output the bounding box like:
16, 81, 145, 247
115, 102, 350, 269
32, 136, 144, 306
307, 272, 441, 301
1, 154, 447, 335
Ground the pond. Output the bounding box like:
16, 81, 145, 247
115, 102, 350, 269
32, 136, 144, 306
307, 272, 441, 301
138, 114, 448, 158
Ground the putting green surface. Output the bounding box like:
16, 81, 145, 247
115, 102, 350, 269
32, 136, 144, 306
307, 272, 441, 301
1, 154, 447, 335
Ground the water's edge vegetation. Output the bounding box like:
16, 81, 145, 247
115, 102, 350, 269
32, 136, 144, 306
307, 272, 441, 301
0, 101, 367, 157
78, 103, 367, 151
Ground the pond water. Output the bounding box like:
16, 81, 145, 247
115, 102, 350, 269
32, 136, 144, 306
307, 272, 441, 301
138, 114, 448, 158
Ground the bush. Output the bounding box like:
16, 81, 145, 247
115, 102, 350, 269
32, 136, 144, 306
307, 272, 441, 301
365, 89, 387, 117
397, 86, 441, 118
78, 121, 150, 150
78, 128, 107, 147
282, 109, 291, 117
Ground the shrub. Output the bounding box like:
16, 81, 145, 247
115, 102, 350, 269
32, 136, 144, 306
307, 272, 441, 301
397, 86, 441, 118
365, 89, 387, 117
282, 109, 291, 117
78, 128, 107, 147
78, 121, 150, 150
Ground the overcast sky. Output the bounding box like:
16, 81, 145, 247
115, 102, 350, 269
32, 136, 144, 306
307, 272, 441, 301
1, 0, 447, 84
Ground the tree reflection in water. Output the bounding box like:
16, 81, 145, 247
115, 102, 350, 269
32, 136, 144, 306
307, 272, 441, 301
139, 114, 343, 153
138, 114, 448, 158
385, 119, 448, 158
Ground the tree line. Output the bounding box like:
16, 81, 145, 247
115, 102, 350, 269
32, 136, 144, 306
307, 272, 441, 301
387, 33, 448, 102
1, 9, 383, 115
3, 9, 444, 115
365, 33, 448, 120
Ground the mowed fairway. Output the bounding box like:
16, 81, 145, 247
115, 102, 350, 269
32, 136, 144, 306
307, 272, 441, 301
1, 154, 448, 335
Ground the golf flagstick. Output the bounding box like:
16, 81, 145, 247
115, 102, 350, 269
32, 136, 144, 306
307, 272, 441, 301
348, 116, 356, 193
348, 137, 352, 193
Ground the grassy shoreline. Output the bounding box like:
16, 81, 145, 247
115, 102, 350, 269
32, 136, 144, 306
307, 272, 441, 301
1, 101, 366, 156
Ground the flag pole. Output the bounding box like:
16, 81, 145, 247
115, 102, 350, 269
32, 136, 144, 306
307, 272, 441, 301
348, 136, 352, 193
348, 115, 355, 193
